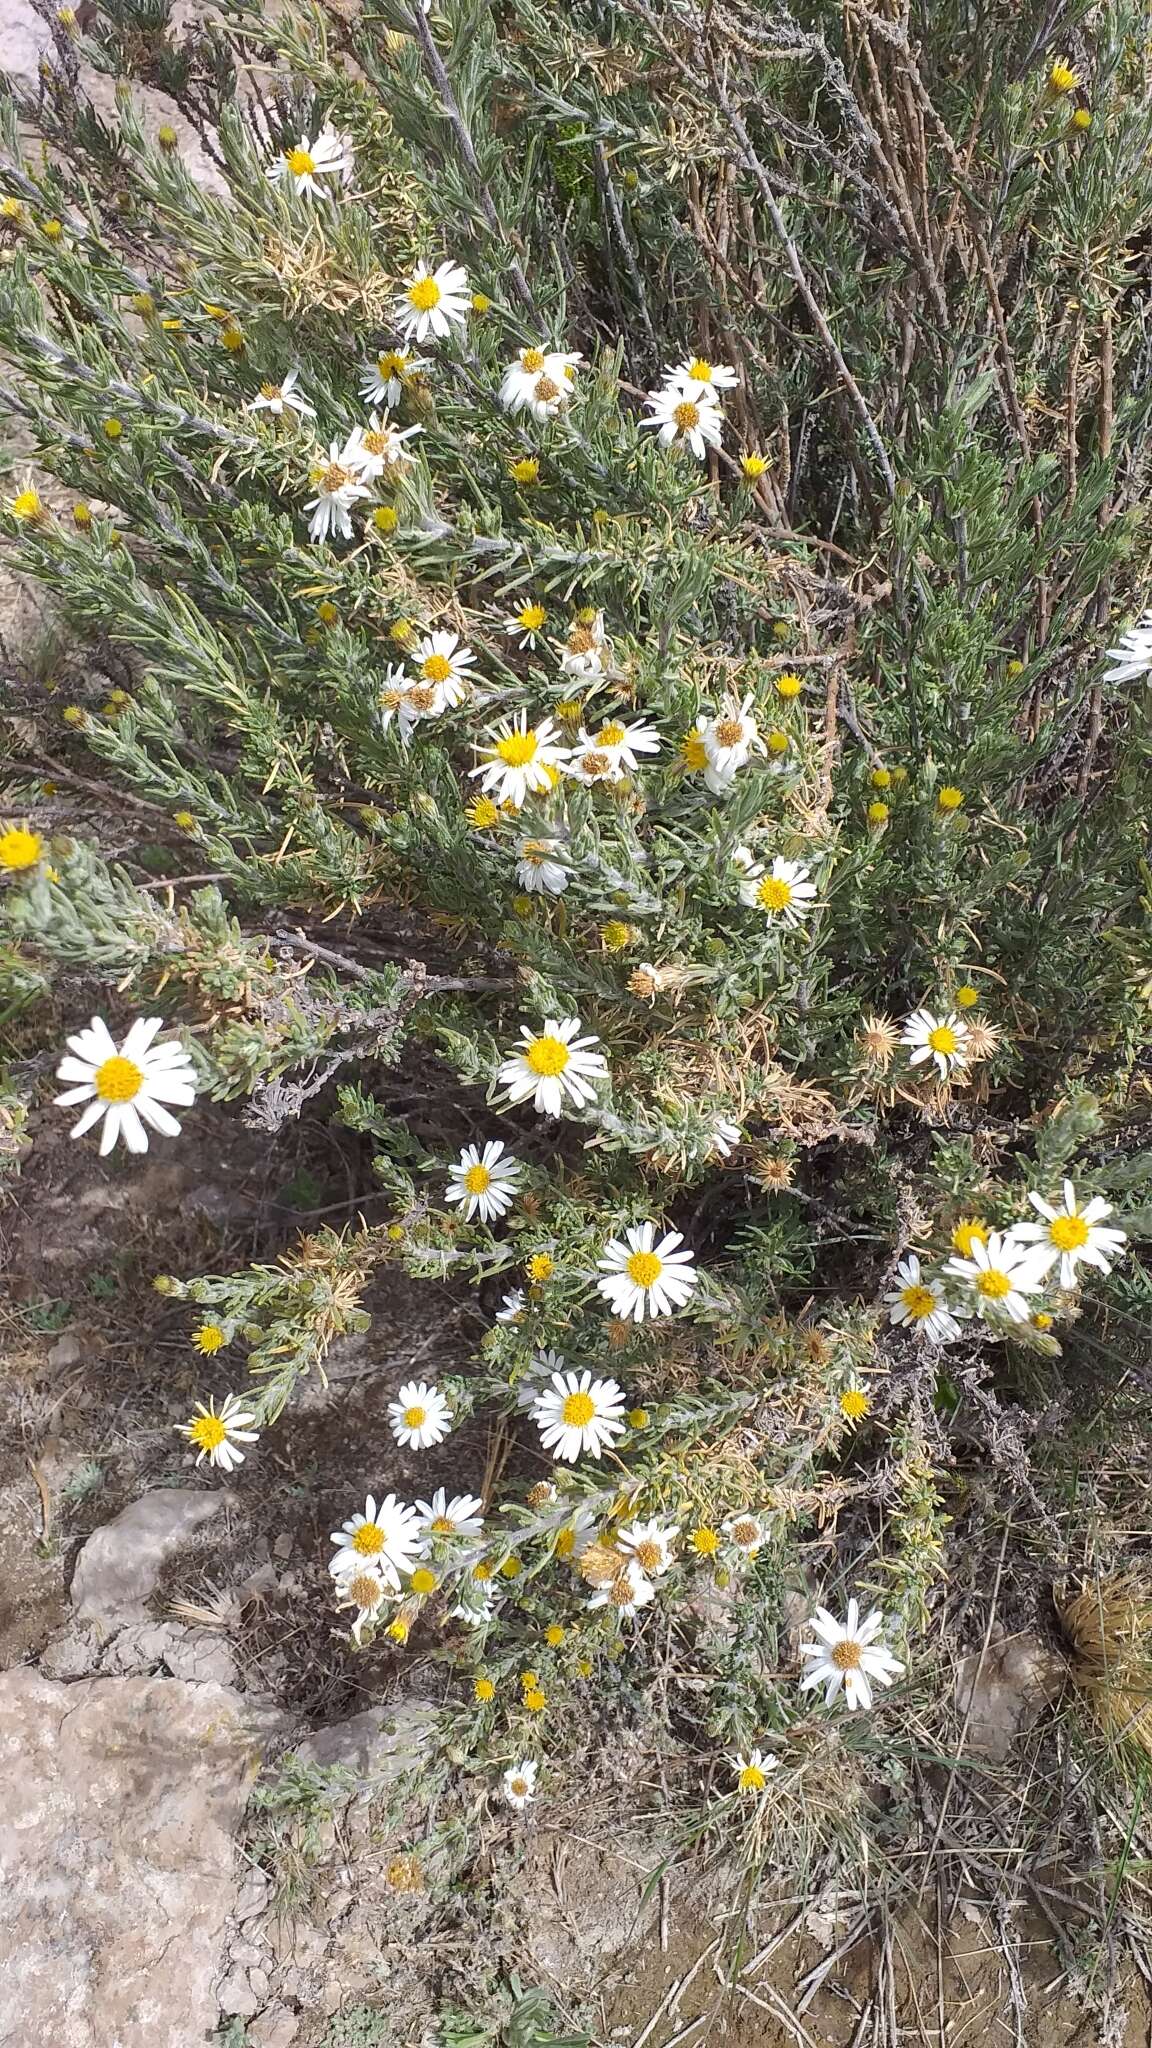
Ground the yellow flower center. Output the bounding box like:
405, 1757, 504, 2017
681, 731, 708, 769
767, 730, 790, 754
927, 1025, 957, 1055
430, 1515, 455, 1534
496, 730, 538, 767
976, 1268, 1012, 1300
463, 1162, 492, 1194
467, 797, 500, 828
524, 1032, 569, 1076
840, 1388, 870, 1420
831, 1639, 862, 1671
509, 1775, 529, 1796
521, 348, 546, 372
474, 1677, 495, 1700
347, 1572, 383, 1608
189, 1414, 228, 1451
626, 1249, 663, 1289
321, 462, 351, 493
286, 146, 316, 175
561, 1391, 596, 1427
362, 429, 390, 455
11, 489, 42, 520
535, 375, 561, 402
596, 722, 626, 747
410, 1567, 436, 1594
578, 749, 612, 779
523, 1687, 546, 1711
527, 1254, 554, 1282
938, 786, 964, 811
952, 1219, 988, 1256
379, 352, 406, 376
901, 1284, 937, 1319
352, 1523, 385, 1555
756, 877, 793, 912
691, 1526, 719, 1555
673, 399, 700, 430
0, 826, 42, 870
633, 1539, 662, 1571
608, 1580, 634, 1608
955, 984, 980, 1008
686, 357, 713, 382
555, 1528, 576, 1558
94, 1054, 144, 1104
1049, 1214, 1089, 1251
713, 717, 744, 747
738, 1764, 766, 1792
421, 652, 452, 683
403, 1404, 427, 1428
194, 1324, 226, 1354
775, 672, 803, 698
519, 604, 547, 629
407, 276, 442, 311
511, 458, 539, 483
259, 381, 282, 401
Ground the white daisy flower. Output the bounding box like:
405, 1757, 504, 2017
597, 1222, 699, 1323
496, 1288, 527, 1323
587, 1559, 655, 1617
470, 713, 569, 808
304, 441, 371, 544
450, 1582, 496, 1627
335, 1562, 392, 1644
54, 1014, 198, 1156
502, 599, 548, 648
329, 1493, 422, 1591
266, 125, 353, 200
409, 629, 477, 709
731, 1748, 778, 1794
531, 1368, 627, 1463
665, 354, 739, 397
738, 855, 818, 929
901, 1007, 970, 1080
394, 259, 470, 344
342, 412, 422, 479
499, 345, 583, 418
884, 1255, 963, 1344
563, 731, 624, 786
414, 1488, 485, 1548
176, 1392, 259, 1472
560, 611, 608, 681
943, 1230, 1048, 1323
1102, 610, 1152, 685
699, 695, 764, 778
515, 835, 570, 895
378, 664, 426, 740
247, 368, 315, 417
554, 1504, 598, 1560
1009, 1179, 1128, 1289
587, 715, 662, 774
497, 1016, 607, 1118
360, 347, 429, 408
641, 382, 724, 459
388, 1380, 452, 1450
444, 1138, 523, 1223
502, 1759, 538, 1810
618, 1518, 678, 1577
799, 1599, 905, 1712
722, 1512, 764, 1557
709, 1118, 742, 1160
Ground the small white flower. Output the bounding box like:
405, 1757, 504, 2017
176, 1392, 258, 1472
699, 694, 764, 778
596, 1222, 699, 1322
901, 1007, 970, 1080
496, 1288, 527, 1323
360, 348, 429, 408
444, 1138, 523, 1222
502, 1759, 538, 1810
342, 412, 422, 479
502, 600, 549, 648
563, 731, 624, 786
247, 367, 315, 417
618, 1518, 678, 1577
709, 1118, 742, 1160
266, 125, 353, 200
335, 1562, 392, 1644
641, 382, 724, 459
514, 1347, 566, 1412
388, 1380, 452, 1450
329, 1493, 422, 1591
55, 1014, 198, 1156
664, 354, 739, 397
515, 835, 570, 895
1102, 610, 1152, 685
587, 1558, 655, 1617
394, 259, 470, 344
497, 1016, 607, 1118
943, 1230, 1048, 1323
409, 629, 476, 709
731, 1748, 778, 1794
738, 855, 818, 929
560, 611, 608, 681
1009, 1179, 1128, 1289
470, 713, 569, 807
722, 1512, 764, 1557
378, 664, 425, 741
414, 1488, 485, 1548
884, 1254, 963, 1344
531, 1368, 627, 1462
585, 715, 662, 775
499, 345, 583, 419
304, 441, 371, 544
799, 1599, 905, 1712
451, 1581, 496, 1627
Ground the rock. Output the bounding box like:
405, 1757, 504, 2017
0, 1667, 288, 2048
954, 1628, 1064, 1760
38, 1622, 103, 1680
101, 1621, 181, 1673
163, 1626, 238, 1687
70, 1488, 232, 1626
47, 1327, 90, 1370
295, 1698, 437, 1784
248, 2006, 301, 2048
234, 1866, 272, 1922
216, 1967, 259, 2018
248, 1965, 270, 2000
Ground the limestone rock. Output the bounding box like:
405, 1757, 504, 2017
70, 1487, 231, 1626
248, 2007, 301, 2048
295, 1697, 437, 1783
0, 1666, 288, 2048
954, 1628, 1064, 1760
